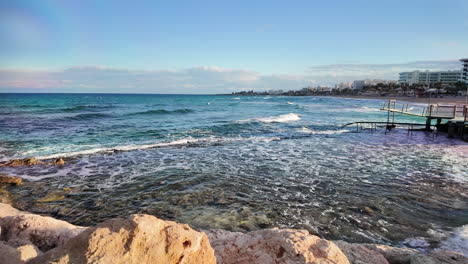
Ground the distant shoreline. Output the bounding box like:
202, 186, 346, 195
327, 95, 468, 105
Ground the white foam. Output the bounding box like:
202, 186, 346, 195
35, 138, 199, 160
438, 225, 468, 257
298, 127, 349, 135
253, 113, 301, 123
232, 97, 241, 100
31, 136, 284, 160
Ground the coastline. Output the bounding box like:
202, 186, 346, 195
327, 95, 468, 105
0, 202, 466, 264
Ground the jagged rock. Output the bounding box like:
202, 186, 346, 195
53, 158, 65, 166
0, 212, 87, 251
28, 214, 216, 264
205, 228, 350, 264
0, 158, 43, 167
334, 240, 389, 264
0, 174, 23, 185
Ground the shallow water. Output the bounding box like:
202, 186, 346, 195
0, 94, 467, 253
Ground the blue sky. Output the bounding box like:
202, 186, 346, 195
1, 0, 467, 93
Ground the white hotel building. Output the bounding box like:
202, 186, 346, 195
399, 70, 462, 85
462, 58, 468, 84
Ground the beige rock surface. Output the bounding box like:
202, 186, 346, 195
334, 240, 389, 264
205, 228, 350, 264
1, 212, 86, 251
0, 202, 24, 217
28, 214, 216, 264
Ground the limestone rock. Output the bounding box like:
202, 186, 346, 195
0, 174, 22, 185
0, 158, 43, 167
0, 212, 86, 251
334, 240, 389, 264
205, 228, 350, 264
28, 214, 216, 264
0, 202, 24, 217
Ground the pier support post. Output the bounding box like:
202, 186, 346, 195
425, 118, 432, 131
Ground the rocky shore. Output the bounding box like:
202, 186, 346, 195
0, 203, 466, 264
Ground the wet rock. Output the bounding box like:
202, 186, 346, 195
37, 192, 66, 203
205, 228, 350, 264
334, 240, 389, 264
52, 158, 65, 166
29, 214, 216, 264
362, 206, 376, 216
0, 174, 22, 185
0, 209, 87, 251
0, 158, 43, 167
0, 185, 13, 204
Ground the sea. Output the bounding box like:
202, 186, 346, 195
0, 93, 467, 255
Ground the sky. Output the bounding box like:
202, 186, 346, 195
1, 0, 467, 93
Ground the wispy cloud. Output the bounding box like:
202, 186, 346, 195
0, 60, 463, 93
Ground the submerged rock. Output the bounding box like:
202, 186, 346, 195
205, 228, 350, 264
29, 214, 216, 264
0, 174, 22, 185
37, 192, 66, 203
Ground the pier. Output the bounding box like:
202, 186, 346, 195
344, 100, 468, 141
380, 100, 468, 140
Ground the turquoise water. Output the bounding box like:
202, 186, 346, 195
0, 94, 467, 251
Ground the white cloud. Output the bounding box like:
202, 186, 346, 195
0, 60, 463, 93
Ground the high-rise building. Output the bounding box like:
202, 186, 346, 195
461, 58, 468, 84
398, 70, 462, 85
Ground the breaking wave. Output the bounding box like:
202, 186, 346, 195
245, 113, 301, 123
32, 136, 282, 160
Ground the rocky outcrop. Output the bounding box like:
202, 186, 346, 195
0, 158, 44, 167
29, 214, 216, 264
1, 203, 467, 264
205, 228, 350, 264
0, 174, 23, 185
0, 157, 66, 167
0, 204, 86, 251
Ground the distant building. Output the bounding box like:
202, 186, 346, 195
335, 82, 353, 90
461, 58, 468, 84
399, 70, 462, 85
352, 80, 365, 90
